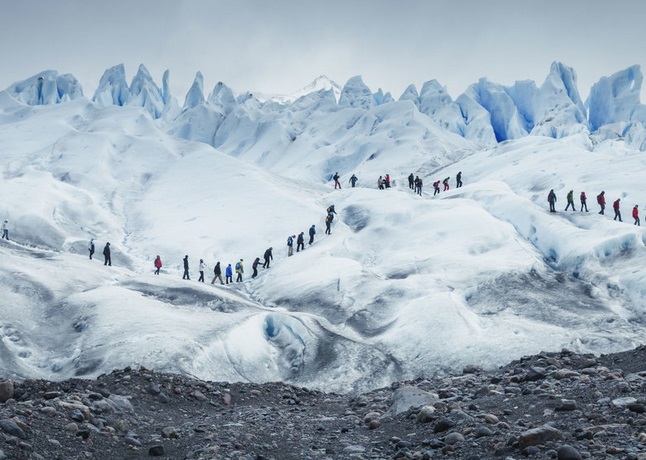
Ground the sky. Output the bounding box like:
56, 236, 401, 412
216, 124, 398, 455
1, 0, 645, 102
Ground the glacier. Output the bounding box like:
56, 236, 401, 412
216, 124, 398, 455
1, 63, 646, 394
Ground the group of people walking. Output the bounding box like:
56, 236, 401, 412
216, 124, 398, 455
142, 205, 330, 285
88, 238, 111, 265
548, 189, 641, 226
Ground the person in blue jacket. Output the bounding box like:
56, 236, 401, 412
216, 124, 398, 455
225, 263, 233, 284
308, 224, 316, 245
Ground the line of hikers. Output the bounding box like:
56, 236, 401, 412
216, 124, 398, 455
547, 189, 641, 226
332, 171, 463, 196
106, 204, 335, 284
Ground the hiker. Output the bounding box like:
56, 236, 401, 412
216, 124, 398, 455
263, 248, 273, 268
287, 235, 295, 256
103, 242, 112, 266
547, 189, 557, 213
235, 259, 244, 282
182, 255, 190, 279
154, 255, 162, 275
613, 198, 622, 222
327, 204, 337, 220
349, 174, 358, 188
433, 180, 440, 196
309, 225, 316, 245
580, 191, 588, 212
384, 174, 391, 188
325, 215, 332, 235
565, 190, 575, 211
88, 238, 95, 259
296, 232, 305, 252
252, 257, 261, 278
597, 191, 606, 215
443, 177, 450, 191
225, 264, 233, 284
408, 173, 415, 190
414, 176, 423, 196
211, 262, 224, 284
377, 176, 384, 190
1, 220, 8, 240
456, 171, 463, 188
333, 172, 341, 189
198, 259, 206, 282
633, 205, 640, 226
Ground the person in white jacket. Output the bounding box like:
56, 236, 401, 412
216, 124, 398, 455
1, 220, 8, 240
198, 259, 206, 282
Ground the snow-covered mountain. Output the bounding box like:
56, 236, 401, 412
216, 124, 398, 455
1, 63, 646, 394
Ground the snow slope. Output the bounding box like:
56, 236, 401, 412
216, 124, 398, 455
2, 72, 646, 394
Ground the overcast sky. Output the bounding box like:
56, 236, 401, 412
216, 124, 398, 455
1, 0, 645, 102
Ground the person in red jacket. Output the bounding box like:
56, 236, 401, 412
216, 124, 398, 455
613, 198, 622, 222
633, 205, 640, 226
597, 191, 606, 215
580, 191, 588, 212
154, 255, 162, 275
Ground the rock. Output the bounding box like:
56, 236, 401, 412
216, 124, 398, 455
223, 392, 232, 405
519, 424, 562, 447
161, 426, 179, 439
484, 414, 499, 424
627, 403, 646, 413
0, 419, 27, 439
556, 399, 577, 411
523, 367, 547, 382
384, 386, 439, 418
149, 445, 164, 456
0, 381, 14, 403
463, 364, 483, 374
193, 390, 208, 401
363, 411, 381, 424
612, 397, 637, 408
124, 436, 142, 447
473, 426, 493, 438
433, 418, 455, 433
557, 444, 583, 460
416, 405, 435, 423
342, 445, 366, 454
444, 432, 464, 445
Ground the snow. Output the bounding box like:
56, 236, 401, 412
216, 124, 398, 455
2, 63, 646, 394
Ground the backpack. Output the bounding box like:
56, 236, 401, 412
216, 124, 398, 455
235, 262, 241, 270
287, 236, 293, 246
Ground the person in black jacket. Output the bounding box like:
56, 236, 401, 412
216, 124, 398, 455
296, 232, 305, 252
263, 247, 273, 268
211, 262, 223, 284
182, 255, 190, 280
103, 242, 111, 266
456, 171, 463, 188
408, 173, 415, 190
252, 257, 261, 278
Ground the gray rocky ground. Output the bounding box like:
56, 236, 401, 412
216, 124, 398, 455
2, 346, 646, 459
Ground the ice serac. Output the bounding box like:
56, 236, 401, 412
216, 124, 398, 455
7, 71, 83, 105
183, 72, 205, 110
338, 76, 376, 110
208, 82, 237, 113
455, 91, 497, 146
93, 64, 130, 107
505, 62, 588, 139
586, 65, 644, 131
399, 84, 420, 108
462, 78, 528, 142
419, 79, 466, 137
129, 64, 165, 118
